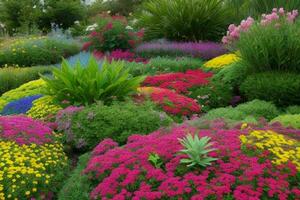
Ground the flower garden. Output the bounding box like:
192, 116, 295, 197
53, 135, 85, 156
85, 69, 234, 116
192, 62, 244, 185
0, 0, 299, 199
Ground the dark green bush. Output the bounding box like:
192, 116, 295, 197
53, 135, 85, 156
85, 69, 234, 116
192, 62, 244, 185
235, 99, 280, 121
237, 21, 300, 73
212, 61, 249, 91
42, 57, 144, 106
69, 101, 173, 151
190, 81, 233, 112
126, 57, 203, 76
0, 66, 52, 95
240, 72, 300, 106
286, 106, 300, 114
135, 0, 231, 41
58, 153, 91, 200
0, 37, 80, 67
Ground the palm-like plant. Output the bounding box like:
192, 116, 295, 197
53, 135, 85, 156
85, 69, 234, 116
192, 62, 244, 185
135, 0, 231, 41
178, 134, 217, 168
42, 57, 145, 105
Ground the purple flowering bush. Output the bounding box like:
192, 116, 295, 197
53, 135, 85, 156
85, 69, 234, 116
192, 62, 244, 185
135, 41, 228, 60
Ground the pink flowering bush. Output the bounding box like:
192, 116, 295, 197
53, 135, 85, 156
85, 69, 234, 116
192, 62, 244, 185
82, 15, 143, 52
143, 70, 213, 94
222, 8, 299, 46
84, 124, 300, 200
0, 115, 53, 145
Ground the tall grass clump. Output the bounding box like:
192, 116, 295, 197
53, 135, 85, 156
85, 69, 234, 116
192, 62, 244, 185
135, 0, 231, 41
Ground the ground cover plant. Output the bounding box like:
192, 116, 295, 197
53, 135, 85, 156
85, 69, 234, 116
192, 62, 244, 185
79, 123, 300, 199
0, 36, 80, 67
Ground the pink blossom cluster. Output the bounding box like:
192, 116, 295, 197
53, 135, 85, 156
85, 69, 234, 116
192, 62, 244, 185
222, 17, 255, 45
0, 115, 53, 145
84, 124, 300, 200
143, 70, 213, 94
93, 50, 148, 63
222, 8, 299, 45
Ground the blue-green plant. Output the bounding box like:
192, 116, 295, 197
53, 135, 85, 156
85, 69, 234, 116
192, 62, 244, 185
42, 57, 145, 105
178, 134, 217, 168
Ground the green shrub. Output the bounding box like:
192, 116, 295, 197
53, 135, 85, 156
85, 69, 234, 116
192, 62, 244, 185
212, 61, 248, 91
271, 114, 300, 129
240, 72, 300, 106
69, 101, 173, 151
0, 37, 80, 67
235, 100, 280, 121
135, 0, 231, 41
126, 57, 203, 76
201, 107, 244, 121
237, 21, 300, 73
58, 153, 91, 200
0, 66, 51, 95
189, 81, 233, 112
286, 106, 300, 114
42, 57, 144, 106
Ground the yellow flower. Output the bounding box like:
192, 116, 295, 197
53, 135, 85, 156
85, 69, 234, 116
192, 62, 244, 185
204, 54, 240, 69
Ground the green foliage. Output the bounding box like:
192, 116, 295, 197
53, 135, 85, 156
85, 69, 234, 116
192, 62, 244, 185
126, 57, 203, 76
286, 106, 300, 114
271, 114, 300, 129
235, 100, 280, 121
148, 153, 164, 169
0, 66, 51, 95
103, 0, 144, 16
42, 57, 144, 105
212, 61, 248, 91
240, 72, 300, 106
0, 0, 86, 34
237, 21, 300, 73
178, 134, 217, 168
135, 0, 231, 41
58, 153, 91, 200
189, 81, 233, 112
201, 99, 280, 122
37, 0, 86, 32
0, 37, 80, 67
70, 101, 173, 151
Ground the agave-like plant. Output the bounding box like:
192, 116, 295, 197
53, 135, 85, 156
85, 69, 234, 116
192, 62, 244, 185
42, 57, 145, 105
178, 134, 218, 168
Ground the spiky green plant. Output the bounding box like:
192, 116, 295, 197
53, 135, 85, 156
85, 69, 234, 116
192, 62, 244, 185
42, 57, 145, 105
178, 134, 217, 168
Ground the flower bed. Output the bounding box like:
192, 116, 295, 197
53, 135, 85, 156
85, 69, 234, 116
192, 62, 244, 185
84, 124, 300, 200
143, 70, 213, 94
0, 116, 68, 199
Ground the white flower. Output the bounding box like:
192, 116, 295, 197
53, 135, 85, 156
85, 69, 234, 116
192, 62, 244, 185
33, 5, 37, 9
126, 25, 133, 30
74, 21, 80, 25
86, 23, 98, 31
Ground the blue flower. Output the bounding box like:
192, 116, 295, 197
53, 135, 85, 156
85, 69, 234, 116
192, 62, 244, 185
1, 95, 43, 115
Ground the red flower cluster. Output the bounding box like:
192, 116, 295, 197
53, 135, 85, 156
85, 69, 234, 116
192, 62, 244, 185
138, 87, 201, 116
84, 124, 300, 200
143, 70, 213, 94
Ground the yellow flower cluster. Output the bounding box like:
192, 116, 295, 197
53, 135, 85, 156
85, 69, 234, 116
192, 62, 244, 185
240, 130, 300, 170
0, 140, 68, 199
204, 54, 239, 69
0, 79, 46, 111
27, 96, 62, 121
